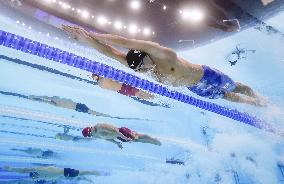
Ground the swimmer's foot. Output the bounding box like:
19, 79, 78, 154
254, 95, 268, 107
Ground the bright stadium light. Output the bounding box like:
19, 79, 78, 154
81, 10, 89, 19
97, 16, 108, 25
114, 21, 123, 30
143, 27, 150, 36
181, 8, 204, 22
130, 0, 141, 10
128, 24, 138, 34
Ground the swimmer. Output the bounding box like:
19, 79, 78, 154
62, 25, 266, 106
82, 123, 162, 149
28, 95, 113, 117
3, 166, 102, 182
11, 148, 56, 159
28, 95, 152, 121
91, 73, 153, 99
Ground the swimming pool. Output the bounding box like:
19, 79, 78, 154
0, 2, 284, 184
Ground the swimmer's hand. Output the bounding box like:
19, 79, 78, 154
117, 142, 123, 149
62, 25, 91, 43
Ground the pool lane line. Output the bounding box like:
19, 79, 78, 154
0, 54, 169, 108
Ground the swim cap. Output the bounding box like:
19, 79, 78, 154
82, 127, 92, 137
91, 73, 100, 82
42, 150, 54, 158
126, 50, 147, 70
29, 171, 39, 179
64, 168, 79, 177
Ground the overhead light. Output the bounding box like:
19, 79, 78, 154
97, 16, 108, 25
163, 5, 167, 10
28, 26, 32, 29
72, 8, 75, 11
43, 0, 52, 3
61, 3, 68, 9
128, 24, 138, 34
143, 28, 150, 36
130, 0, 141, 10
114, 21, 123, 30
81, 10, 89, 18
91, 15, 95, 19
16, 20, 19, 24
181, 9, 204, 22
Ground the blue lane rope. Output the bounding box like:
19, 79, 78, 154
0, 30, 265, 130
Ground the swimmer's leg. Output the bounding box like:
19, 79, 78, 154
233, 82, 258, 98
223, 92, 265, 107
232, 82, 267, 106
28, 95, 54, 104
134, 134, 162, 146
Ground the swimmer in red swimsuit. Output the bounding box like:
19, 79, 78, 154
91, 73, 153, 99
82, 123, 161, 149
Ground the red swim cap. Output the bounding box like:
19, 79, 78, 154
82, 127, 92, 137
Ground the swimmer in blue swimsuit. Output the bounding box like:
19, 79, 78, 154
28, 95, 113, 116
11, 147, 57, 159
63, 25, 265, 106
3, 166, 102, 181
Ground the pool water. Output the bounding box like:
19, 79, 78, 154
0, 4, 284, 184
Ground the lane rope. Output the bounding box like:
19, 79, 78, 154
0, 30, 267, 131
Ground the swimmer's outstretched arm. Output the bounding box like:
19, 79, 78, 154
28, 95, 54, 104
3, 166, 34, 173
62, 25, 128, 67
89, 32, 177, 59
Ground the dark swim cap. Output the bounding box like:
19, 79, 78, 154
42, 150, 54, 158
64, 168, 79, 177
29, 171, 39, 179
126, 50, 147, 70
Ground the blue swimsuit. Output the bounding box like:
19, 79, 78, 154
188, 65, 236, 99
